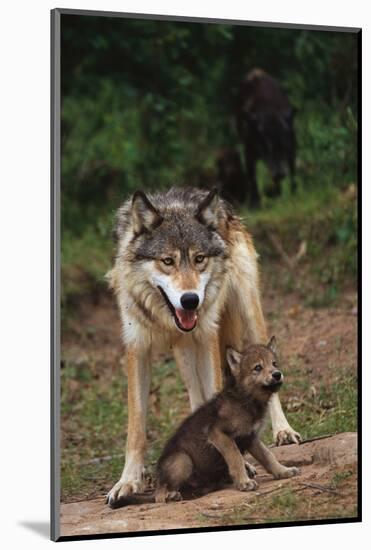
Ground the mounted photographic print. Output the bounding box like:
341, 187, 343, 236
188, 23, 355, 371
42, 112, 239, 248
51, 8, 361, 541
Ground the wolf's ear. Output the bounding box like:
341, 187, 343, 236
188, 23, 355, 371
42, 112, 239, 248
267, 336, 277, 354
195, 188, 220, 229
226, 347, 243, 377
132, 191, 163, 235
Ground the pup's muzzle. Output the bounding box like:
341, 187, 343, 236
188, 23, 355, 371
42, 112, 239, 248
272, 370, 282, 382
265, 370, 283, 392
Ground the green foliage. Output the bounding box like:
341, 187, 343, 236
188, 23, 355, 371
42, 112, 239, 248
244, 183, 357, 311
294, 104, 357, 191
61, 226, 111, 318
61, 15, 358, 238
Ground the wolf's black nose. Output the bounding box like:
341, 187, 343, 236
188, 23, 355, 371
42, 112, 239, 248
181, 292, 199, 310
272, 370, 282, 381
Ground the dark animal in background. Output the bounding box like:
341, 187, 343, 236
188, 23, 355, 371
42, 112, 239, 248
216, 148, 247, 206
236, 68, 297, 206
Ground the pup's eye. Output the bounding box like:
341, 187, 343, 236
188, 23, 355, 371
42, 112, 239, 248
254, 364, 263, 372
162, 257, 174, 266
195, 254, 205, 264
272, 360, 277, 368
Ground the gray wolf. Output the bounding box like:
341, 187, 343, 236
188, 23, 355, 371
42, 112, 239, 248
108, 337, 300, 507
106, 186, 300, 506
236, 68, 297, 205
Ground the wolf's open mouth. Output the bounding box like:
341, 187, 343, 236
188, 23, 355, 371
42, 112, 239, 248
157, 286, 198, 332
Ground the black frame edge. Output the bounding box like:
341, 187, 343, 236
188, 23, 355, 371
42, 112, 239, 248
55, 7, 360, 33
57, 516, 361, 542
356, 27, 362, 524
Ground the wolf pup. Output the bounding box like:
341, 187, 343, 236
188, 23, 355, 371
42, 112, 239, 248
106, 187, 300, 506
108, 337, 300, 508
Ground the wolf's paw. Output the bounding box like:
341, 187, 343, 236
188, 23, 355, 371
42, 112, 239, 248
235, 478, 259, 492
275, 428, 302, 446
274, 466, 301, 480
244, 460, 257, 478
106, 478, 146, 507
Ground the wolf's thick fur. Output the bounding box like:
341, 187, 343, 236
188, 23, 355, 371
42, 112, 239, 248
106, 187, 300, 506
108, 338, 300, 508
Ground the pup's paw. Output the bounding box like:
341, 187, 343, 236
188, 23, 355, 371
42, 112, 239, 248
106, 478, 146, 507
244, 460, 257, 478
275, 428, 302, 446
235, 478, 259, 492
274, 466, 301, 480
166, 490, 182, 502
155, 487, 182, 504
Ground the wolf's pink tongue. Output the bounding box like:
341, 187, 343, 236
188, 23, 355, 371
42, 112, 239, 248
175, 309, 198, 330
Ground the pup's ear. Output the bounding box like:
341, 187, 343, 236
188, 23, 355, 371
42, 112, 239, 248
195, 188, 220, 229
226, 347, 243, 377
267, 336, 277, 354
132, 191, 163, 235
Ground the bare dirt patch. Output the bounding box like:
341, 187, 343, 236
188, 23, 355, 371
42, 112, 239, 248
60, 432, 358, 537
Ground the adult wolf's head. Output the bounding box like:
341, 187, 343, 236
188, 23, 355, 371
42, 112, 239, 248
114, 188, 230, 334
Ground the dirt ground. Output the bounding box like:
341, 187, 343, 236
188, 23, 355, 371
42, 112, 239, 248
60, 264, 358, 535
60, 432, 358, 537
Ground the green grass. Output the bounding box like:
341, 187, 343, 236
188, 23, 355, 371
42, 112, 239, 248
282, 371, 357, 442
61, 359, 188, 501
331, 469, 354, 489
199, 488, 302, 525
197, 478, 357, 526
61, 365, 128, 498
244, 185, 357, 307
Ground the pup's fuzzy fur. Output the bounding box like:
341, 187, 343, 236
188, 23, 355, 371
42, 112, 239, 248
109, 338, 300, 508
106, 187, 300, 506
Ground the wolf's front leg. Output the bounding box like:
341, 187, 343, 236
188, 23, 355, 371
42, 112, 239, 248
107, 345, 151, 506
174, 334, 222, 411
196, 333, 223, 400
246, 296, 300, 445
269, 393, 301, 446
174, 341, 206, 411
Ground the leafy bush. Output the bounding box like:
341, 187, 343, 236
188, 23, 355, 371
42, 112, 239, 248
61, 18, 358, 237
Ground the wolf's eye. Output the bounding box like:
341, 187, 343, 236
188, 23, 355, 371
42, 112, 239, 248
272, 361, 277, 368
253, 364, 263, 373
162, 257, 174, 266
195, 254, 205, 264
